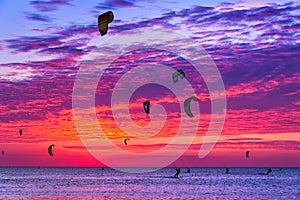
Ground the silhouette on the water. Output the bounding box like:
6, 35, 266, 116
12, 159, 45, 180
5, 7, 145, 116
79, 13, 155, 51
174, 168, 181, 178
1, 150, 4, 155
279, 168, 283, 171
187, 168, 190, 173
226, 167, 230, 174
258, 168, 272, 175
19, 129, 22, 136
246, 151, 250, 158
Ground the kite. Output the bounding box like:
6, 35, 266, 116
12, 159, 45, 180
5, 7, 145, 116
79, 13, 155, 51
184, 96, 199, 117
19, 129, 22, 136
48, 144, 55, 157
172, 69, 185, 83
143, 100, 150, 114
98, 11, 114, 36
124, 138, 130, 145
246, 151, 250, 158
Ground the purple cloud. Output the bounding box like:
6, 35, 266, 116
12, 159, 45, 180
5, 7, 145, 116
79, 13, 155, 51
30, 0, 73, 12
0, 57, 80, 124
38, 45, 92, 57
5, 35, 62, 53
1, 1, 299, 142
55, 24, 97, 38
214, 140, 300, 151
24, 12, 53, 22
94, 0, 138, 10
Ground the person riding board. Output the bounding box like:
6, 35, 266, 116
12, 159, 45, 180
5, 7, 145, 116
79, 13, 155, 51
174, 167, 181, 178
266, 168, 272, 175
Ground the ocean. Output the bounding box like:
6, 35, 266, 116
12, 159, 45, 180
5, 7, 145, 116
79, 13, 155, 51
0, 167, 299, 199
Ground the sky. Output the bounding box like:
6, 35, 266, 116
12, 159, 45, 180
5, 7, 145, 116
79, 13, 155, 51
0, 0, 299, 167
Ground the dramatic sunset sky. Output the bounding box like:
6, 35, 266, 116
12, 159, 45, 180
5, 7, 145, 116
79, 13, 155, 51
0, 0, 299, 167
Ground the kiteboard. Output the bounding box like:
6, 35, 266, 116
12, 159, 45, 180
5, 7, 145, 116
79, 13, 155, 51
164, 176, 179, 179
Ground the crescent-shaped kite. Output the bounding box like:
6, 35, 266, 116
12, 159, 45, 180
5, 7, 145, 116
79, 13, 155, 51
246, 151, 250, 158
98, 11, 114, 36
124, 138, 130, 145
184, 96, 199, 117
48, 144, 55, 157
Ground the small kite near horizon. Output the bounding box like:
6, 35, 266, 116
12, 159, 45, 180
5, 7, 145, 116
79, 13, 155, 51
98, 11, 114, 36
48, 144, 55, 157
124, 138, 130, 145
246, 151, 250, 158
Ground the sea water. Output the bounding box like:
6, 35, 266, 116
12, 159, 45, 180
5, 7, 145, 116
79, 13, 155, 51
0, 167, 299, 199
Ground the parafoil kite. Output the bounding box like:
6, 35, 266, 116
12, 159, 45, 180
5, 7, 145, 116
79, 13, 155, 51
246, 151, 250, 158
143, 100, 150, 114
124, 138, 130, 145
48, 144, 55, 157
184, 96, 199, 117
98, 11, 114, 36
172, 69, 185, 83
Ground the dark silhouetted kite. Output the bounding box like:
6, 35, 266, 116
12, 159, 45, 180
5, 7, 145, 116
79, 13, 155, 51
172, 69, 185, 83
124, 138, 130, 145
184, 96, 199, 117
98, 11, 114, 36
48, 144, 55, 157
246, 151, 250, 158
143, 100, 150, 114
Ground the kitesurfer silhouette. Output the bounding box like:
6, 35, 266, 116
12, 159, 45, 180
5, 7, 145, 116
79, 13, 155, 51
174, 167, 181, 178
226, 168, 230, 174
266, 168, 272, 175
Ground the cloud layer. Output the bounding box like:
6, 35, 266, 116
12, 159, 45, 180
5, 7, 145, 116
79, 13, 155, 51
0, 1, 299, 166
